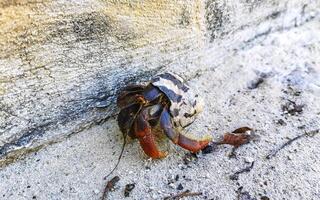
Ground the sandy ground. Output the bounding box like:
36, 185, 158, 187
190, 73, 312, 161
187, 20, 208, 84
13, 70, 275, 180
1, 16, 320, 200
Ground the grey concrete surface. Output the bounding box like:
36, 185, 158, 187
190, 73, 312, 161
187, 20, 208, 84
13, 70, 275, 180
1, 0, 319, 166
0, 13, 319, 199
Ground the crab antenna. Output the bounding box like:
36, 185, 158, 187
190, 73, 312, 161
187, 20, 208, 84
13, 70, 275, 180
103, 135, 127, 179
101, 134, 127, 200
104, 104, 143, 179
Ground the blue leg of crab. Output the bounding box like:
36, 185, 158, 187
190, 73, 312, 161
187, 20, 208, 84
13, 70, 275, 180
160, 107, 211, 153
134, 107, 167, 159
141, 85, 163, 102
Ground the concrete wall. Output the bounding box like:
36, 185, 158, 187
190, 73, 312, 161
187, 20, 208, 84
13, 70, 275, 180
0, 0, 319, 166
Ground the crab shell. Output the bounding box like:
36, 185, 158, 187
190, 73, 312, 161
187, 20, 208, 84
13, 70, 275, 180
116, 72, 253, 159
151, 73, 204, 130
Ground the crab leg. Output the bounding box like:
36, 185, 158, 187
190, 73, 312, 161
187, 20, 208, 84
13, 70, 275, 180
142, 84, 163, 102
160, 107, 211, 153
117, 85, 146, 109
118, 84, 164, 109
134, 108, 167, 159
217, 127, 253, 147
117, 103, 142, 138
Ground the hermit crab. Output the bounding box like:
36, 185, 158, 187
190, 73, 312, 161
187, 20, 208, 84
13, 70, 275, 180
117, 72, 251, 159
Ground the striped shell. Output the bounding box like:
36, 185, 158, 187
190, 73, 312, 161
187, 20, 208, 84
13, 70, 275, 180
151, 73, 204, 129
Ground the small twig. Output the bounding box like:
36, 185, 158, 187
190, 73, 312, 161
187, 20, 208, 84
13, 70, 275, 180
266, 129, 319, 159
164, 190, 202, 200
266, 134, 303, 159
229, 162, 254, 180
101, 176, 120, 200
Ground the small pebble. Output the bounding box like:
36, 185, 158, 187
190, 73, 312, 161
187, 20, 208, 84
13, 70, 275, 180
149, 186, 155, 190
124, 183, 135, 197
259, 182, 265, 187
177, 183, 183, 190
245, 157, 254, 163
276, 119, 287, 126
178, 164, 184, 169
169, 183, 175, 189
93, 189, 99, 194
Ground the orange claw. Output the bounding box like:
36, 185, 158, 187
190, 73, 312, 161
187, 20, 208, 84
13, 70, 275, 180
138, 134, 167, 159
160, 107, 211, 153
134, 109, 167, 159
219, 132, 251, 147
177, 134, 211, 153
218, 127, 253, 147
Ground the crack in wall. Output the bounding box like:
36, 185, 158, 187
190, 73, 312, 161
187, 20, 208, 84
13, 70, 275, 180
0, 66, 165, 168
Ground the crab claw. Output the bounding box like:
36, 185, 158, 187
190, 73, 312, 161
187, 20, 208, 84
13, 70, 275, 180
218, 127, 253, 147
176, 134, 212, 153
160, 107, 212, 153
134, 108, 167, 159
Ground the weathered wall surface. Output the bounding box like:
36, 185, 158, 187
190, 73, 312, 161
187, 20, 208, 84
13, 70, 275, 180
0, 0, 319, 166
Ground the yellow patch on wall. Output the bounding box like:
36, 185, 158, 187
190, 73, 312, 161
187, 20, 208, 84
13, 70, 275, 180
0, 0, 206, 59
0, 86, 5, 95
0, 1, 53, 59
100, 0, 205, 47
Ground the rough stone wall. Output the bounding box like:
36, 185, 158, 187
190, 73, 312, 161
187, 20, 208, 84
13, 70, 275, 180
0, 0, 319, 166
